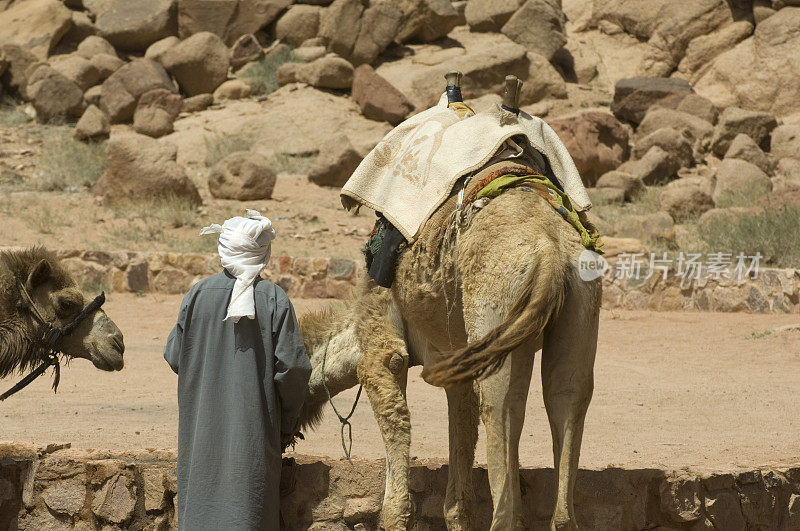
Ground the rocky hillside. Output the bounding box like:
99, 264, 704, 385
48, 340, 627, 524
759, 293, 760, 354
0, 0, 799, 266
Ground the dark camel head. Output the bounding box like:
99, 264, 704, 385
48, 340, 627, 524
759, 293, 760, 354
24, 259, 125, 371
8, 252, 125, 373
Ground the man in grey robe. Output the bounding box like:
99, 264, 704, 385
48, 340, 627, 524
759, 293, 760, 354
164, 211, 311, 530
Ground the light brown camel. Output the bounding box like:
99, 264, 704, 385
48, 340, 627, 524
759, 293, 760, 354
297, 168, 601, 530
0, 247, 125, 388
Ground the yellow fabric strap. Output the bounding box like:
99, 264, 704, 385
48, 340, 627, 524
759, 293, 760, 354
448, 101, 476, 119
475, 174, 602, 253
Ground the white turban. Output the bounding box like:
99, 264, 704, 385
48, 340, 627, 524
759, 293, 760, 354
200, 209, 277, 322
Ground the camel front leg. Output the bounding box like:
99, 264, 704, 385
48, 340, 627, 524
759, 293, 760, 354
478, 346, 535, 530
358, 344, 412, 530
444, 383, 480, 530
541, 279, 600, 530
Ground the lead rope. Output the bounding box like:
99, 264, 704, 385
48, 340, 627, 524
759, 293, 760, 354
321, 333, 362, 465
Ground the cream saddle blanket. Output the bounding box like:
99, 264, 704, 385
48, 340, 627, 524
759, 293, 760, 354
341, 94, 592, 242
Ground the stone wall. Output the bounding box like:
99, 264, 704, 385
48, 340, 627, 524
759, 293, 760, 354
5, 247, 797, 313
1, 444, 798, 530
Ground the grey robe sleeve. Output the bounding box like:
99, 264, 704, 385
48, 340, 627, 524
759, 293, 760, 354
271, 290, 311, 434
164, 293, 191, 374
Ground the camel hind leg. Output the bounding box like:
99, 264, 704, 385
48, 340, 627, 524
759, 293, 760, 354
443, 382, 480, 530
541, 274, 600, 530
478, 342, 536, 530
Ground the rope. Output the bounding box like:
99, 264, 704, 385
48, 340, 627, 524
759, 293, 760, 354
321, 333, 362, 465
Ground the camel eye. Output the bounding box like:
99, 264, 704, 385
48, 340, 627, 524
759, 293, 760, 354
57, 298, 80, 316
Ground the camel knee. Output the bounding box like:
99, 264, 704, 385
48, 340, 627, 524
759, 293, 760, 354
543, 382, 593, 418
551, 511, 578, 531
382, 493, 413, 531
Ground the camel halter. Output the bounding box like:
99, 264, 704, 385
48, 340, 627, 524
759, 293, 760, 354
0, 281, 106, 401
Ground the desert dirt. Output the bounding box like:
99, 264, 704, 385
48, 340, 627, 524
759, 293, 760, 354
1, 292, 798, 472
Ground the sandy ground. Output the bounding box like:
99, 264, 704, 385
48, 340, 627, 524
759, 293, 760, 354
1, 294, 798, 472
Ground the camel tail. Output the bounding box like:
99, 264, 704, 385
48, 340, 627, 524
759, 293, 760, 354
422, 252, 569, 387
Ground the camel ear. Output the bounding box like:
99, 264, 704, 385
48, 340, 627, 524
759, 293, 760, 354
26, 259, 51, 290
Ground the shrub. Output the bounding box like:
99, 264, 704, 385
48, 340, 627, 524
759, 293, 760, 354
271, 152, 318, 174
203, 132, 257, 167
37, 133, 106, 191
699, 205, 800, 268
238, 47, 298, 96
0, 96, 30, 127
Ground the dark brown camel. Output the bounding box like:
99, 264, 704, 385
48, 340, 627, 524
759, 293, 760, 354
0, 247, 124, 386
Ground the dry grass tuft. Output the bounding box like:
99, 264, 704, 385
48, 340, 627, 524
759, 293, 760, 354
203, 132, 257, 167
239, 47, 298, 96
37, 132, 106, 191
0, 96, 30, 127
271, 152, 318, 174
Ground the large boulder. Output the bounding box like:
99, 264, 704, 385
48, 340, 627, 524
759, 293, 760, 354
710, 107, 777, 156
698, 206, 762, 234
712, 158, 772, 207
26, 65, 84, 122
145, 36, 180, 63
182, 93, 213, 113
611, 77, 694, 125
94, 131, 201, 205
376, 29, 530, 109
0, 0, 73, 60
395, 0, 461, 43
596, 170, 645, 201
308, 133, 361, 187
633, 127, 694, 169
772, 158, 800, 193
352, 64, 413, 125
591, 0, 734, 77
177, 0, 291, 45
518, 52, 567, 104
0, 44, 37, 94
619, 145, 680, 185
76, 36, 118, 59
694, 8, 800, 117
133, 88, 182, 137
676, 20, 753, 82
770, 125, 800, 161
62, 10, 97, 48
73, 104, 110, 140
724, 133, 774, 176
213, 79, 251, 101
208, 151, 277, 200
95, 0, 178, 52
675, 93, 718, 125
277, 56, 354, 90
275, 5, 320, 47
659, 182, 714, 221
160, 32, 230, 96
636, 107, 714, 153
99, 58, 176, 123
465, 0, 520, 32
548, 110, 630, 186
90, 53, 125, 80
501, 0, 565, 61
636, 146, 681, 185
614, 212, 675, 244
49, 54, 100, 92
319, 0, 403, 66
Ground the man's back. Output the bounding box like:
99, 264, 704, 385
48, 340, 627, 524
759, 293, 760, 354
165, 271, 310, 531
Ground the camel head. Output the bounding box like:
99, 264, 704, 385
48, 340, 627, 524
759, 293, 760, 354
0, 248, 125, 377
